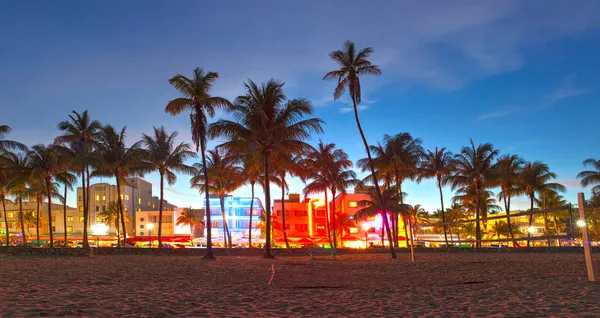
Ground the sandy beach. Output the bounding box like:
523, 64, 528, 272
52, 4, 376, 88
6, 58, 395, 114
1, 252, 599, 317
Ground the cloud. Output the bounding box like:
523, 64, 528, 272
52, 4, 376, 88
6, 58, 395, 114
477, 108, 516, 121
556, 179, 583, 191
340, 105, 368, 114
544, 75, 590, 103
165, 187, 198, 198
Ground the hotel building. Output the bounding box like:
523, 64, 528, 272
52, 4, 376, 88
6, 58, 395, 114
202, 195, 264, 244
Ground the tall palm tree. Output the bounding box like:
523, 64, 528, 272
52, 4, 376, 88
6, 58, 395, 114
240, 151, 262, 247
141, 126, 195, 247
494, 154, 524, 247
28, 144, 68, 248
577, 158, 600, 194
0, 125, 27, 154
56, 111, 101, 247
55, 169, 77, 247
518, 161, 566, 247
97, 201, 121, 237
176, 207, 205, 238
535, 190, 567, 246
324, 41, 396, 259
4, 152, 30, 244
191, 148, 242, 248
450, 140, 499, 248
209, 79, 323, 258
0, 158, 16, 245
16, 211, 36, 237
92, 125, 146, 247
419, 147, 454, 247
165, 67, 232, 258
354, 186, 402, 246
26, 179, 45, 242
445, 204, 467, 244
272, 153, 300, 249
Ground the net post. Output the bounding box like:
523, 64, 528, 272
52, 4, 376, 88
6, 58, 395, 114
577, 193, 598, 282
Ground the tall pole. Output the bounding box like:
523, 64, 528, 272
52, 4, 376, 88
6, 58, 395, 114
577, 193, 598, 282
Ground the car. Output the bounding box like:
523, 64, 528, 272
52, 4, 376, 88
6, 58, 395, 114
490, 244, 509, 248
171, 243, 187, 249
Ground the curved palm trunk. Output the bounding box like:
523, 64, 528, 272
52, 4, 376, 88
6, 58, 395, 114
263, 151, 274, 258
325, 191, 332, 247
158, 172, 164, 248
36, 195, 40, 242
352, 99, 396, 259
543, 211, 551, 247
437, 177, 449, 247
81, 170, 88, 248
280, 175, 290, 249
19, 197, 26, 244
503, 195, 519, 247
116, 176, 127, 248
219, 195, 229, 248
46, 177, 54, 248
63, 185, 68, 247
395, 177, 401, 248
527, 196, 534, 248
408, 218, 415, 261
248, 182, 255, 248
86, 167, 91, 246
2, 195, 9, 246
475, 188, 481, 248
331, 189, 337, 248
199, 144, 215, 258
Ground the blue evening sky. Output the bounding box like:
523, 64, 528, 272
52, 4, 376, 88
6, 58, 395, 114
1, 1, 599, 212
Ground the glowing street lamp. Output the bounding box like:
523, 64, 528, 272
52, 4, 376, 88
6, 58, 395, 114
362, 223, 370, 249
527, 226, 536, 234
576, 220, 587, 228
147, 223, 154, 248
91, 223, 109, 248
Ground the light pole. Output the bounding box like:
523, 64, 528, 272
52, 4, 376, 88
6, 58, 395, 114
147, 223, 154, 248
362, 223, 370, 249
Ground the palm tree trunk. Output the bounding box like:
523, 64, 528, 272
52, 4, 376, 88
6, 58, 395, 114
46, 177, 54, 248
504, 195, 519, 247
331, 190, 337, 248
527, 196, 534, 248
395, 178, 402, 248
115, 199, 121, 248
544, 212, 551, 247
81, 169, 88, 248
280, 176, 290, 249
63, 185, 68, 247
263, 151, 274, 258
158, 172, 164, 248
86, 167, 91, 245
408, 217, 415, 262
116, 176, 127, 248
219, 195, 228, 247
248, 182, 255, 248
438, 177, 448, 248
2, 195, 9, 246
352, 99, 396, 259
36, 195, 40, 242
475, 189, 481, 248
200, 143, 215, 258
325, 191, 332, 247
19, 197, 26, 245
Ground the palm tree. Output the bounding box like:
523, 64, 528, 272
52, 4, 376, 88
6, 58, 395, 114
354, 186, 402, 248
4, 152, 30, 244
16, 211, 36, 237
577, 158, 600, 194
92, 125, 146, 247
28, 144, 68, 248
56, 111, 101, 247
97, 201, 120, 235
176, 207, 205, 238
494, 154, 524, 247
0, 125, 27, 153
209, 79, 323, 258
419, 147, 454, 247
535, 190, 567, 245
518, 161, 566, 247
0, 160, 14, 245
324, 41, 396, 259
450, 140, 499, 248
141, 126, 195, 248
445, 204, 467, 244
26, 179, 45, 242
191, 148, 242, 248
55, 169, 77, 247
240, 151, 261, 247
272, 153, 301, 249
165, 67, 232, 258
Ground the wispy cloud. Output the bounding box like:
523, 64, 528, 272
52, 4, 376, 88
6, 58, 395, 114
477, 108, 515, 121
165, 187, 198, 198
543, 75, 590, 103
556, 179, 583, 191
340, 105, 368, 113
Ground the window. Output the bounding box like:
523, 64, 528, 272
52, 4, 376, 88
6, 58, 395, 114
349, 227, 358, 234
138, 198, 142, 204
102, 195, 106, 201
96, 216, 100, 222
285, 224, 290, 230
152, 204, 155, 209
102, 206, 105, 212
295, 210, 307, 217
316, 225, 325, 230
52, 216, 56, 222
294, 224, 308, 231
52, 226, 56, 232
78, 196, 82, 202
95, 194, 99, 201
79, 216, 84, 222
349, 201, 358, 208
67, 226, 73, 233
136, 208, 141, 212
96, 206, 99, 212
67, 216, 74, 222
162, 216, 173, 223
253, 209, 259, 216
120, 194, 124, 200
125, 195, 129, 200
211, 221, 220, 228
7, 212, 14, 218
316, 210, 326, 217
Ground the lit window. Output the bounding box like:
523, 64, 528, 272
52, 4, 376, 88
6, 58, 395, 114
102, 195, 106, 200
79, 216, 84, 222
67, 226, 73, 233
67, 216, 74, 222
136, 208, 141, 212
120, 194, 124, 200
349, 227, 358, 234
349, 201, 358, 208
95, 195, 99, 201
138, 198, 141, 204
51, 216, 56, 222
125, 195, 129, 200
8, 212, 14, 218
78, 206, 84, 212
152, 204, 155, 209
96, 216, 100, 222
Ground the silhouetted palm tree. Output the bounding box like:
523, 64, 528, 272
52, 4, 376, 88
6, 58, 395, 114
0, 160, 15, 245
55, 146, 78, 247
324, 41, 396, 259
142, 126, 195, 247
4, 152, 30, 244
419, 147, 453, 247
56, 110, 101, 247
176, 207, 205, 238
494, 154, 524, 247
191, 148, 242, 248
535, 190, 567, 245
577, 158, 600, 194
92, 125, 146, 247
209, 79, 323, 258
28, 144, 68, 248
240, 151, 261, 247
518, 161, 566, 247
97, 201, 121, 237
450, 140, 499, 248
165, 67, 232, 258
0, 125, 27, 153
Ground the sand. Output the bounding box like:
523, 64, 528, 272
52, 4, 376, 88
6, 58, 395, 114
1, 253, 599, 317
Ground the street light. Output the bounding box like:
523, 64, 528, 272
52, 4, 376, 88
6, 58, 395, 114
362, 223, 370, 249
91, 223, 109, 249
576, 220, 587, 227
147, 223, 154, 248
527, 226, 536, 234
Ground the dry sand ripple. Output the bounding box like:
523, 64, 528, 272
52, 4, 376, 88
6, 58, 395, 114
1, 253, 599, 317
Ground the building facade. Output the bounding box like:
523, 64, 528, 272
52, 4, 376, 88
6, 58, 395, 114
203, 195, 264, 243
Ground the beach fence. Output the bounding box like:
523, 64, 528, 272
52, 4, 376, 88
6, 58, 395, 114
415, 203, 598, 247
